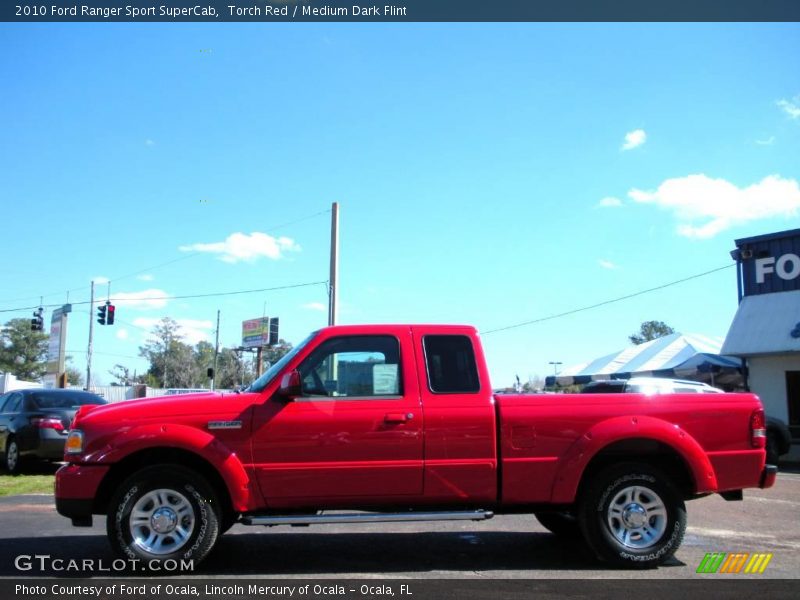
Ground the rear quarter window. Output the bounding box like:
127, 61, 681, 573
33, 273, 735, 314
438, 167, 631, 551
423, 334, 480, 394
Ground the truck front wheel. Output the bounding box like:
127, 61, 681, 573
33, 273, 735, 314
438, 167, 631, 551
578, 463, 686, 568
107, 465, 220, 569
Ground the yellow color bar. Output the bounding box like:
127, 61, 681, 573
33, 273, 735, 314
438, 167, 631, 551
744, 553, 774, 574
758, 554, 773, 574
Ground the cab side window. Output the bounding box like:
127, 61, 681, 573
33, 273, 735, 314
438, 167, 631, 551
297, 335, 402, 398
423, 335, 480, 394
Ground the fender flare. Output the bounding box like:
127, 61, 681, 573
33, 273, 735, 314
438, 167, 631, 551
89, 423, 254, 512
550, 415, 718, 504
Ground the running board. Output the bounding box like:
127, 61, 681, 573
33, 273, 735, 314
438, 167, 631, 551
241, 510, 494, 527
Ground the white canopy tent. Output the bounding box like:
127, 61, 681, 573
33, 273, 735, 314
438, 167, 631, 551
545, 333, 743, 388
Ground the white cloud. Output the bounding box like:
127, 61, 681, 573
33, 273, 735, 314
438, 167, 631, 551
137, 274, 154, 281
179, 232, 301, 263
599, 259, 619, 270
111, 289, 170, 309
777, 96, 800, 119
621, 129, 646, 151
597, 196, 623, 208
755, 136, 776, 146
303, 302, 327, 312
133, 318, 161, 330
93, 276, 110, 284
133, 317, 214, 345
145, 139, 156, 146
116, 328, 129, 340
628, 174, 800, 239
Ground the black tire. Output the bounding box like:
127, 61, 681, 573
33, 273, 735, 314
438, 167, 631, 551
107, 465, 220, 569
578, 463, 686, 569
766, 433, 781, 466
3, 438, 21, 474
535, 511, 582, 538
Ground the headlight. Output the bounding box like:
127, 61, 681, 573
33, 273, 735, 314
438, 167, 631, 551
64, 430, 84, 454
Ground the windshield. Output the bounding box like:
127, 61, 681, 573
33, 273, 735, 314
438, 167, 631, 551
246, 331, 318, 393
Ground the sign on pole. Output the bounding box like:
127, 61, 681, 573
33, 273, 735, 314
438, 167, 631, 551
44, 304, 71, 388
242, 317, 270, 348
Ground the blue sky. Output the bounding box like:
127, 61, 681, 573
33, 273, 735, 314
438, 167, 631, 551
1, 23, 799, 387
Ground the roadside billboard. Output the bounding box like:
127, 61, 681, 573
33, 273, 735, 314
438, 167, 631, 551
242, 317, 270, 348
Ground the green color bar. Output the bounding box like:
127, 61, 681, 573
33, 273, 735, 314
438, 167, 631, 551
709, 552, 727, 573
697, 553, 715, 573
697, 552, 728, 574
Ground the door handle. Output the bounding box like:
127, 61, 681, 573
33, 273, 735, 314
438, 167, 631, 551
384, 413, 413, 424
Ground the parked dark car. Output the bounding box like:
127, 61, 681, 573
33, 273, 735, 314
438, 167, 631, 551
581, 377, 792, 464
0, 388, 106, 473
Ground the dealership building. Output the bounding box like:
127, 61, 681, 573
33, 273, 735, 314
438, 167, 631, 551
722, 227, 800, 445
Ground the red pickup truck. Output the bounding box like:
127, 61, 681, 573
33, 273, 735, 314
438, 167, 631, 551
55, 324, 776, 569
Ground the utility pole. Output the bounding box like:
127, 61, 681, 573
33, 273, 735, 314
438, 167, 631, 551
86, 281, 95, 390
163, 331, 170, 389
548, 361, 562, 390
328, 201, 339, 326
211, 309, 220, 391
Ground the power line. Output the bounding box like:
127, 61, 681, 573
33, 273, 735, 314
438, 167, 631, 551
0, 280, 329, 314
0, 208, 331, 305
481, 264, 735, 335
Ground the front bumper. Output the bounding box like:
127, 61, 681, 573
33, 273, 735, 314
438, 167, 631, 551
55, 498, 94, 527
760, 464, 778, 489
54, 463, 110, 526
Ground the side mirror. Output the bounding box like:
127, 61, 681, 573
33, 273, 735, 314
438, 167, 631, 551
206, 367, 214, 379
279, 370, 302, 400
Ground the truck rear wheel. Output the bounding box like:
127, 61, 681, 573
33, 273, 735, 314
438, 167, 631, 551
578, 463, 686, 568
107, 465, 220, 569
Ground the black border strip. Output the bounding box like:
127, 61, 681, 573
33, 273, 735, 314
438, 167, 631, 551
4, 1, 800, 23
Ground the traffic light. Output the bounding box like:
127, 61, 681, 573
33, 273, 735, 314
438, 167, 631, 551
106, 303, 115, 325
268, 317, 279, 346
97, 304, 107, 325
30, 308, 44, 331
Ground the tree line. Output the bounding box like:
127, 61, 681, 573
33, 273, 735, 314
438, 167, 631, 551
1, 317, 673, 390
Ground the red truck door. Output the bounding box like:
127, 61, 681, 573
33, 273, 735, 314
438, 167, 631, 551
250, 329, 423, 506
412, 327, 498, 504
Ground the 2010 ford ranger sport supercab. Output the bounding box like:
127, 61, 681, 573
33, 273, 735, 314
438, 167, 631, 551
55, 324, 777, 569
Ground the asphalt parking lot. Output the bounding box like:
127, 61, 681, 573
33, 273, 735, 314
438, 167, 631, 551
1, 468, 798, 580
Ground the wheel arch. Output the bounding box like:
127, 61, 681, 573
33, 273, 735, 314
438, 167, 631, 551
93, 447, 238, 520
575, 438, 697, 502
550, 415, 717, 504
